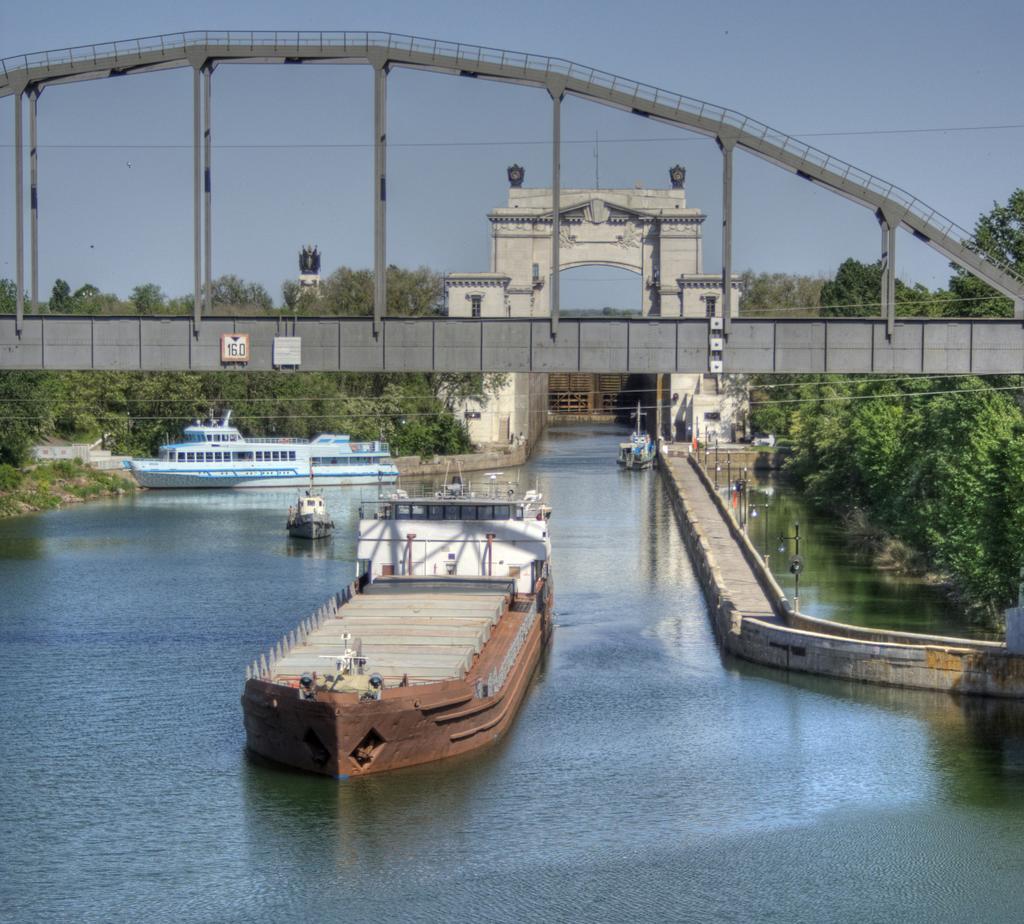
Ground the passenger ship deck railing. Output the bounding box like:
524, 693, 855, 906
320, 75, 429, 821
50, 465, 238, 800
187, 435, 389, 453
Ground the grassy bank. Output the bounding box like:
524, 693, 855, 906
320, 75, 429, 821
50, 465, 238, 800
0, 460, 135, 517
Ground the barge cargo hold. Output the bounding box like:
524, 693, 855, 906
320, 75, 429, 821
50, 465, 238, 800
242, 480, 553, 778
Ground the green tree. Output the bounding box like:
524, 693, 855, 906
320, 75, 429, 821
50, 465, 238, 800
0, 278, 19, 314
315, 265, 444, 317
49, 279, 72, 313
131, 283, 165, 314
74, 283, 100, 302
947, 188, 1024, 317
785, 374, 1024, 619
387, 265, 444, 316
211, 275, 273, 311
0, 371, 60, 465
739, 270, 826, 315
819, 258, 939, 318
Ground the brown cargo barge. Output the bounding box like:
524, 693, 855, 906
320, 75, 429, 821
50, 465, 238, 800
242, 479, 554, 778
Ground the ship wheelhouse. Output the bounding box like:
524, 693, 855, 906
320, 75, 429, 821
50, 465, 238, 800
357, 488, 551, 595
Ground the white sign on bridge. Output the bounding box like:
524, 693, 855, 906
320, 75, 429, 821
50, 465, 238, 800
273, 336, 302, 367
220, 333, 250, 364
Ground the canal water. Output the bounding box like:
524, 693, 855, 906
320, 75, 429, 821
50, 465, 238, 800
2, 423, 1024, 923
742, 476, 1000, 641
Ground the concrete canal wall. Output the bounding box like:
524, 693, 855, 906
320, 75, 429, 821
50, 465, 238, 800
660, 449, 1024, 698
394, 444, 529, 478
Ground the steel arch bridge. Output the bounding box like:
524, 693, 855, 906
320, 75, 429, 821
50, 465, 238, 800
2, 31, 1023, 374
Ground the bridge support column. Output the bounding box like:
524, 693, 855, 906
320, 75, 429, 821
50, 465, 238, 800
203, 64, 214, 313
373, 62, 389, 338
717, 134, 736, 338
547, 81, 565, 337
14, 89, 24, 334
192, 65, 201, 333
877, 209, 897, 338
29, 86, 39, 315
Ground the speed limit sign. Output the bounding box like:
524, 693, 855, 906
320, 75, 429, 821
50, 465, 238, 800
220, 333, 250, 364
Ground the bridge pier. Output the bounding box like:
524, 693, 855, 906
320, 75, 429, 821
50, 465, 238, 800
372, 61, 388, 337
29, 85, 39, 315
203, 64, 214, 313
14, 88, 24, 334
878, 208, 897, 337
547, 81, 565, 337
192, 65, 201, 332
717, 134, 737, 339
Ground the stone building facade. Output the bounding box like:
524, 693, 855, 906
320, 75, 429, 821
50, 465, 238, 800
445, 166, 743, 445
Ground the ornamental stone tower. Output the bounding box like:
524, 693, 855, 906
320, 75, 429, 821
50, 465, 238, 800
446, 164, 738, 320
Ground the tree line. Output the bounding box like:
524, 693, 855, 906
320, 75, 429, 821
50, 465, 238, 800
0, 264, 506, 466
0, 265, 444, 317
746, 188, 1024, 622
0, 369, 508, 468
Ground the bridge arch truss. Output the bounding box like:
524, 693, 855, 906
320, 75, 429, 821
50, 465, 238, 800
2, 31, 1022, 346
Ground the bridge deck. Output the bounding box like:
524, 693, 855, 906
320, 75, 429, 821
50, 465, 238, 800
5, 315, 1024, 373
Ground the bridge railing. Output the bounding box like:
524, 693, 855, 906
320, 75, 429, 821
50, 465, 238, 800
1, 31, 1020, 291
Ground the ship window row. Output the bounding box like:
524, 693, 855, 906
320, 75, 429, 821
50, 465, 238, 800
186, 433, 240, 442
393, 503, 520, 521
311, 455, 376, 465
169, 450, 297, 462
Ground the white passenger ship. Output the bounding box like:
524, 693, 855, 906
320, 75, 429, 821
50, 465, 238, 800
127, 412, 399, 489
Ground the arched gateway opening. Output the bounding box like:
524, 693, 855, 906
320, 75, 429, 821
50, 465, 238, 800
445, 165, 728, 320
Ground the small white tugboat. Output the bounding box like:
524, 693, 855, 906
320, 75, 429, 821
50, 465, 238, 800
287, 490, 335, 540
617, 401, 656, 470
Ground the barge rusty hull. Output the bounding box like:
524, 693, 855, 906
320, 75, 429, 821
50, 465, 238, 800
242, 584, 552, 778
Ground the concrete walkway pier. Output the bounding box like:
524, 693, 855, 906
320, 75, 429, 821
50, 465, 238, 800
661, 448, 1024, 698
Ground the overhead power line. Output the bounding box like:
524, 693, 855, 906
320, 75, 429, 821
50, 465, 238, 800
750, 382, 1024, 406
9, 122, 1024, 151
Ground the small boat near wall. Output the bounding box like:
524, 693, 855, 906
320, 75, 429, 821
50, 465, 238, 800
617, 401, 656, 470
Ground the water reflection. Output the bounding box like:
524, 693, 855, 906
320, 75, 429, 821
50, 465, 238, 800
723, 650, 1024, 806
745, 476, 998, 640
283, 537, 337, 559
6, 423, 1024, 922
0, 534, 45, 560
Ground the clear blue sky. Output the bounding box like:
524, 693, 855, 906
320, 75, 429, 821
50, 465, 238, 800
2, 0, 1021, 311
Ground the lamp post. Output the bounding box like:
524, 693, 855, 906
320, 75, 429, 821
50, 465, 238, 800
749, 502, 770, 561
777, 522, 803, 612
731, 477, 745, 526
